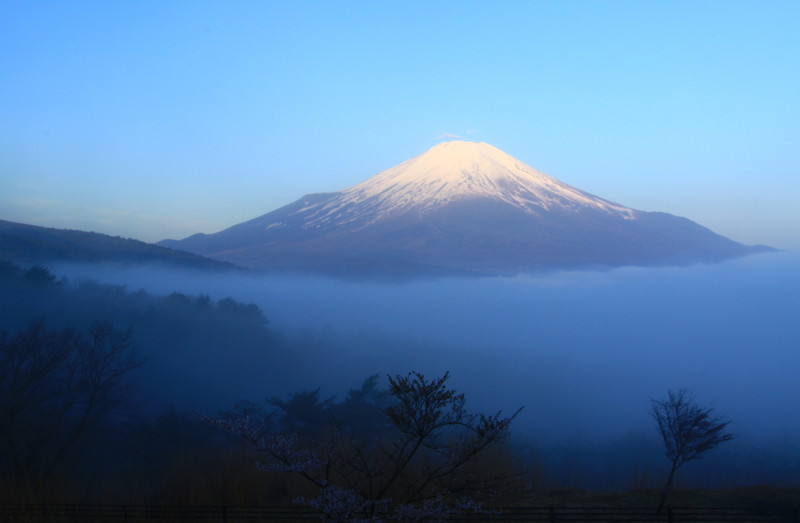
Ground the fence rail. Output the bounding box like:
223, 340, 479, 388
1, 503, 798, 522
465, 506, 800, 521
0, 504, 319, 522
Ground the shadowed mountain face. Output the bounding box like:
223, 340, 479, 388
160, 141, 771, 278
0, 219, 238, 270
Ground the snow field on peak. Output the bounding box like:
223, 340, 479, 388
298, 141, 636, 227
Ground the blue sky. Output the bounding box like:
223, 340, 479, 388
2, 1, 798, 249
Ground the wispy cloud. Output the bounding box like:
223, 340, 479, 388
437, 132, 465, 140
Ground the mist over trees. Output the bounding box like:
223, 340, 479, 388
0, 260, 286, 411
1, 256, 799, 507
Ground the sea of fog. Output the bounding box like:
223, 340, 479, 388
54, 251, 800, 453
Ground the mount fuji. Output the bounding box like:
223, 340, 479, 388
160, 141, 770, 278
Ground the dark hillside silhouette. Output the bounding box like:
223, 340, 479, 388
0, 219, 240, 270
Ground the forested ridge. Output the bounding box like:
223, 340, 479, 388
0, 260, 283, 503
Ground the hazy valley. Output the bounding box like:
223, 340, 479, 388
6, 249, 790, 493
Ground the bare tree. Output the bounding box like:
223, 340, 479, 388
650, 388, 733, 512
213, 371, 522, 521
0, 320, 140, 498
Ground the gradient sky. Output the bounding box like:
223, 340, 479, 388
2, 1, 798, 249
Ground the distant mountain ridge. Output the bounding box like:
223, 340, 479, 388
0, 219, 238, 270
160, 141, 772, 278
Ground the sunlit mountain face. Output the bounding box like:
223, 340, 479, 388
160, 141, 771, 278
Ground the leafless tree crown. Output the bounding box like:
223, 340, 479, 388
651, 388, 733, 466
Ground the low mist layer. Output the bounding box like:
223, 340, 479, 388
7, 251, 786, 492
53, 252, 799, 444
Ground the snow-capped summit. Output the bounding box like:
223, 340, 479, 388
160, 141, 770, 278
331, 141, 634, 222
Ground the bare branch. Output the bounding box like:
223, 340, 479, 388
651, 388, 733, 512
651, 388, 733, 467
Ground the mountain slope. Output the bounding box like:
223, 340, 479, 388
0, 219, 239, 270
160, 141, 771, 278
